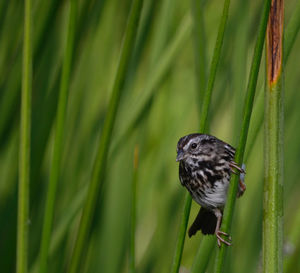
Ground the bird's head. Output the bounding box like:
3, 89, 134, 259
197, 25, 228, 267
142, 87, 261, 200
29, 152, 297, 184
176, 134, 216, 162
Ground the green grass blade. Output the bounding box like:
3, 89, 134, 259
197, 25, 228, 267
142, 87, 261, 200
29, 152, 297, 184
129, 146, 138, 273
171, 0, 231, 272
213, 0, 272, 272
191, 0, 207, 108
199, 0, 230, 132
67, 0, 144, 272
263, 1, 284, 272
38, 1, 78, 273
17, 0, 32, 272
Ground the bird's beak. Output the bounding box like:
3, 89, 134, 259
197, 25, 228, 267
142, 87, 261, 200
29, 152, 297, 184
176, 150, 184, 162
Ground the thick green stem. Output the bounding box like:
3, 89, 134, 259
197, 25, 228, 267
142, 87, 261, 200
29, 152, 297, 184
264, 80, 284, 273
67, 0, 144, 272
263, 1, 284, 272
38, 1, 77, 273
213, 0, 272, 272
17, 0, 32, 272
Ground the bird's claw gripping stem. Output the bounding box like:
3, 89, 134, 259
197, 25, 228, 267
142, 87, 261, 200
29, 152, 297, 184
216, 230, 232, 247
238, 163, 246, 196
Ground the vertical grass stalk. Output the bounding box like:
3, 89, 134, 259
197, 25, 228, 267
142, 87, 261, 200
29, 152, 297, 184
38, 1, 77, 273
17, 0, 32, 272
191, 0, 207, 108
129, 146, 138, 273
171, 0, 231, 272
263, 1, 284, 272
213, 0, 272, 272
67, 0, 144, 272
198, 0, 230, 132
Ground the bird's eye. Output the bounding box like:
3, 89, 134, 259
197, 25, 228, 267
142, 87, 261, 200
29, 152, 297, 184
191, 143, 197, 149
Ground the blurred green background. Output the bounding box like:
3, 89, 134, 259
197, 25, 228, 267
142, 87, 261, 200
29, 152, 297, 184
1, 0, 300, 272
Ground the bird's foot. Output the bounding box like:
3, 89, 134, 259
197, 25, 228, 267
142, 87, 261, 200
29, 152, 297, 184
237, 163, 246, 197
216, 230, 232, 247
238, 179, 246, 197
230, 162, 246, 174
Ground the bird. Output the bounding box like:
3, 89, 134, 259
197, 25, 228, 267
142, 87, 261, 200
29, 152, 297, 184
176, 133, 246, 247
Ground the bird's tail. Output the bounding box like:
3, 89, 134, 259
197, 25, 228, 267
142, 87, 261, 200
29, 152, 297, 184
188, 207, 217, 237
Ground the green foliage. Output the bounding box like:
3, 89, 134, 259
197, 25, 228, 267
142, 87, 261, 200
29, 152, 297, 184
39, 1, 78, 272
1, 0, 300, 272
